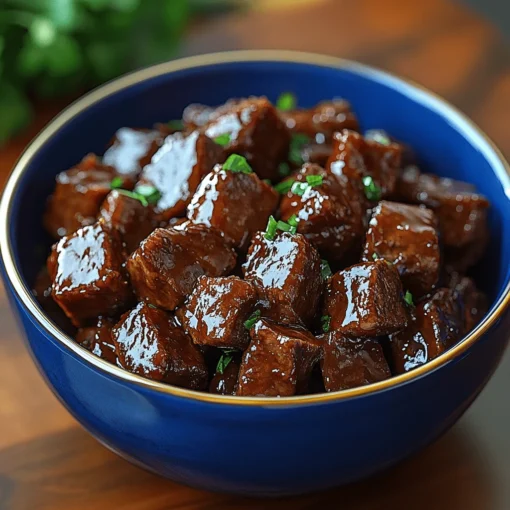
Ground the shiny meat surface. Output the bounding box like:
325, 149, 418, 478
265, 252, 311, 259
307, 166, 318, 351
324, 260, 408, 336
177, 276, 257, 350
138, 131, 223, 221
237, 319, 322, 396
47, 221, 132, 327
362, 201, 440, 297
127, 225, 237, 311
187, 164, 279, 251
112, 302, 208, 389
243, 231, 323, 326
322, 333, 390, 391
76, 317, 118, 365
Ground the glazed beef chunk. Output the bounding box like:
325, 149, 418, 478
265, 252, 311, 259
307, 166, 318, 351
103, 128, 164, 179
44, 155, 118, 239
112, 302, 208, 389
280, 99, 359, 143
279, 163, 366, 262
187, 163, 279, 251
324, 260, 408, 337
177, 276, 258, 350
327, 129, 402, 199
209, 358, 240, 395
362, 201, 440, 297
99, 190, 155, 254
243, 231, 323, 326
47, 221, 132, 327
237, 319, 322, 397
301, 143, 333, 167
137, 131, 223, 221
203, 97, 290, 180
76, 317, 118, 365
389, 288, 463, 373
322, 333, 390, 392
127, 224, 236, 311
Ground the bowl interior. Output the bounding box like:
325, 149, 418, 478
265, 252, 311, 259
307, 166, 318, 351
7, 55, 510, 328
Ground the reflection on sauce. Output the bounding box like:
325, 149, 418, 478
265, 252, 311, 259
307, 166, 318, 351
186, 166, 223, 228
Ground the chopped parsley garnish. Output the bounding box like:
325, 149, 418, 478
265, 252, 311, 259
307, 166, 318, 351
276, 92, 297, 111
372, 253, 379, 261
306, 175, 323, 187
404, 290, 414, 307
288, 133, 310, 165
365, 129, 391, 146
321, 315, 331, 333
291, 181, 309, 196
362, 176, 382, 201
321, 259, 332, 280
274, 179, 294, 194
168, 119, 184, 131
216, 349, 237, 375
265, 215, 278, 240
265, 215, 299, 239
223, 154, 253, 174
214, 133, 231, 146
110, 176, 123, 189
278, 162, 291, 176
113, 184, 161, 207
244, 310, 261, 330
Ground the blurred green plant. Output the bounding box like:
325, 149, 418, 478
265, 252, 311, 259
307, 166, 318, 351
0, 0, 240, 144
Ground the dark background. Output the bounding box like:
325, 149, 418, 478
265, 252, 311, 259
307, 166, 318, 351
465, 0, 509, 34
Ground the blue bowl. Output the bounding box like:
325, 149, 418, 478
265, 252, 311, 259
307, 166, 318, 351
1, 51, 509, 497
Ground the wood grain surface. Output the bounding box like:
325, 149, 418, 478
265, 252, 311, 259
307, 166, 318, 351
1, 0, 509, 508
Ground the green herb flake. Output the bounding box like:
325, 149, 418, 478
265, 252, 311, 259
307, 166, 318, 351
306, 175, 323, 187
263, 179, 272, 185
265, 215, 278, 240
404, 290, 414, 307
321, 315, 331, 333
244, 310, 261, 330
214, 133, 231, 146
372, 253, 379, 261
216, 350, 236, 375
278, 162, 291, 177
168, 119, 184, 131
147, 303, 158, 310
223, 154, 253, 174
365, 129, 391, 146
288, 133, 310, 165
287, 214, 299, 234
116, 189, 149, 207
110, 176, 124, 189
276, 92, 297, 111
133, 184, 161, 205
321, 259, 332, 280
291, 181, 309, 197
362, 175, 382, 201
276, 220, 291, 233
274, 179, 294, 194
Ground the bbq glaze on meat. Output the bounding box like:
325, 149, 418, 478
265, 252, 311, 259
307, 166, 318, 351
35, 94, 491, 397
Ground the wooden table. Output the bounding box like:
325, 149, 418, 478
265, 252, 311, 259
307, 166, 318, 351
1, 0, 509, 508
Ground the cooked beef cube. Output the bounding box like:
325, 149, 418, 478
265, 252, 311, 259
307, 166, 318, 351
203, 97, 290, 180
448, 274, 488, 333
183, 103, 215, 130
322, 333, 390, 391
327, 129, 402, 198
99, 190, 155, 254
237, 319, 322, 396
397, 165, 490, 249
44, 154, 118, 238
362, 201, 440, 297
137, 131, 223, 221
187, 164, 279, 251
209, 358, 240, 395
301, 143, 333, 167
279, 163, 366, 262
112, 302, 208, 389
243, 231, 322, 326
127, 224, 237, 311
47, 221, 132, 327
280, 99, 359, 143
324, 260, 408, 336
444, 229, 489, 272
177, 276, 257, 350
389, 288, 463, 373
103, 128, 164, 179
76, 317, 118, 364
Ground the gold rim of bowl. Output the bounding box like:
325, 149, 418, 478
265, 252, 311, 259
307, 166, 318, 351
1, 50, 509, 407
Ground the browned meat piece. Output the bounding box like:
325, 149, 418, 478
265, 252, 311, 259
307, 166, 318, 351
301, 143, 333, 167
209, 358, 240, 395
112, 302, 208, 389
103, 128, 164, 179
44, 154, 119, 239
280, 100, 359, 143
127, 224, 237, 311
243, 231, 323, 326
99, 190, 155, 254
76, 317, 118, 364
444, 229, 489, 272
323, 260, 408, 337
279, 163, 366, 262
321, 333, 390, 391
47, 221, 133, 327
327, 129, 402, 198
362, 201, 440, 297
203, 97, 290, 180
177, 276, 257, 350
237, 319, 322, 397
389, 288, 463, 373
397, 165, 490, 250
137, 131, 223, 221
183, 103, 215, 130
187, 164, 279, 251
